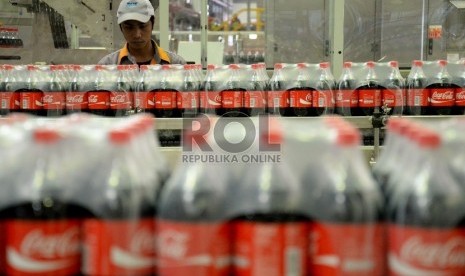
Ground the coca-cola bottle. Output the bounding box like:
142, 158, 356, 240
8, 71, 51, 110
382, 61, 405, 115
81, 127, 156, 275
356, 61, 382, 116
387, 128, 465, 275
109, 65, 134, 117
227, 122, 309, 276
43, 65, 66, 117
268, 63, 290, 116
288, 63, 312, 117
220, 64, 246, 117
20, 65, 46, 116
313, 62, 336, 116
406, 60, 429, 115
157, 130, 232, 276
177, 64, 200, 118
428, 60, 456, 115
243, 63, 267, 116
303, 122, 385, 275
336, 62, 359, 116
66, 65, 89, 114
135, 65, 158, 116
87, 65, 112, 116
0, 64, 21, 115
152, 65, 178, 118
201, 64, 222, 115
0, 128, 82, 275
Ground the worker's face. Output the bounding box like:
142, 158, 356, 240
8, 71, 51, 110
120, 20, 153, 49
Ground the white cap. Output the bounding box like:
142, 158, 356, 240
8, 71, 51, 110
117, 0, 155, 24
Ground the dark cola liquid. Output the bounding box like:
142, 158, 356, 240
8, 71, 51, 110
406, 76, 429, 115
87, 90, 110, 117
356, 81, 382, 116
383, 79, 405, 116
220, 88, 246, 117
18, 88, 44, 116
154, 89, 179, 118
427, 82, 459, 116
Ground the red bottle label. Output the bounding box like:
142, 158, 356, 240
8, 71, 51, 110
358, 89, 382, 108
388, 225, 465, 275
133, 91, 156, 110
200, 91, 222, 109
313, 89, 335, 108
0, 221, 5, 275
66, 91, 88, 110
82, 218, 156, 275
110, 91, 132, 110
88, 90, 110, 110
177, 91, 199, 109
222, 90, 243, 109
309, 222, 385, 276
20, 90, 43, 110
234, 221, 308, 276
430, 87, 455, 107
157, 220, 231, 276
455, 87, 465, 107
382, 88, 404, 107
407, 88, 429, 107
244, 91, 266, 108
267, 91, 289, 108
0, 91, 20, 110
335, 90, 358, 108
4, 219, 81, 276
289, 89, 312, 108
42, 92, 66, 110
154, 91, 177, 109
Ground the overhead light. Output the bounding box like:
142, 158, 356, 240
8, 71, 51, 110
450, 0, 465, 9
248, 33, 258, 40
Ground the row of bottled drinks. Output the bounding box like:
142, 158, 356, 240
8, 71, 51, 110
0, 112, 464, 275
0, 60, 464, 118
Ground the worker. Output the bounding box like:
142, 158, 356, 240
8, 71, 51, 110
98, 0, 186, 66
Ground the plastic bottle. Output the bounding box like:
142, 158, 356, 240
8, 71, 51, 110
313, 62, 336, 116
268, 63, 290, 116
336, 62, 359, 116
0, 64, 21, 115
155, 65, 179, 118
177, 64, 200, 118
243, 63, 267, 116
356, 61, 382, 116
428, 60, 456, 115
157, 130, 232, 275
87, 65, 112, 116
108, 65, 134, 117
406, 60, 429, 115
43, 65, 66, 117
220, 64, 246, 117
288, 63, 312, 117
66, 65, 89, 114
201, 64, 222, 115
382, 61, 405, 115
387, 128, 465, 275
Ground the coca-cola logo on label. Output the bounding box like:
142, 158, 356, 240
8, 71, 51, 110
88, 95, 98, 103
67, 94, 84, 103
305, 94, 312, 102
432, 91, 454, 100
111, 94, 127, 103
336, 92, 343, 101
158, 230, 189, 259
400, 236, 465, 268
215, 95, 221, 103
130, 228, 156, 255
20, 228, 80, 258
42, 95, 54, 103
456, 91, 465, 100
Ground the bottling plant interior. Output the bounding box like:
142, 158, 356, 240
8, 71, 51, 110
1, 0, 465, 275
